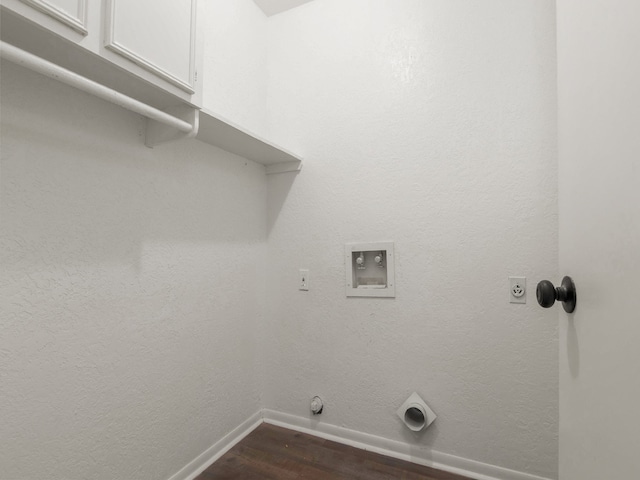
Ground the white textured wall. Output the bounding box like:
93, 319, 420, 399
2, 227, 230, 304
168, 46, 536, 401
1, 1, 562, 478
264, 1, 558, 478
0, 60, 266, 479
557, 1, 640, 479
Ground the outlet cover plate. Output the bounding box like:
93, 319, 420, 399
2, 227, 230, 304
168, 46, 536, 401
509, 276, 526, 304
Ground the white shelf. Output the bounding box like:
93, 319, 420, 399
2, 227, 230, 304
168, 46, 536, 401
196, 108, 302, 174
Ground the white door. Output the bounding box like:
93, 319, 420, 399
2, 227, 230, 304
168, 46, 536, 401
557, 1, 640, 478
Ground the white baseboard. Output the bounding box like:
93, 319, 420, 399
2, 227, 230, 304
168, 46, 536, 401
262, 409, 554, 480
166, 410, 263, 480
167, 408, 553, 480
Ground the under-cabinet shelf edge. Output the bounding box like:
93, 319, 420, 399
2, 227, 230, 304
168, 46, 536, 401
196, 108, 303, 173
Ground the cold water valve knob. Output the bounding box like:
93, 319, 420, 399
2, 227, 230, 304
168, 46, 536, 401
536, 276, 576, 313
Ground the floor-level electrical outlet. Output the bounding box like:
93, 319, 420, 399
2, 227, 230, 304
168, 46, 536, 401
299, 269, 309, 291
509, 276, 526, 304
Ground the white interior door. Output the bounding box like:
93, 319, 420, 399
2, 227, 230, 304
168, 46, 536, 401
557, 1, 640, 478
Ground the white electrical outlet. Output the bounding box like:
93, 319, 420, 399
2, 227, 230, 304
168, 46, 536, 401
299, 269, 309, 291
509, 276, 526, 304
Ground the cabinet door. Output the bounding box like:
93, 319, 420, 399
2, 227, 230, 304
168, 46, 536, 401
21, 0, 87, 33
104, 0, 197, 94
3, 0, 89, 36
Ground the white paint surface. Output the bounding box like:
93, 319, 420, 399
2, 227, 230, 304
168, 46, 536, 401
264, 1, 558, 478
201, 0, 269, 136
1, 1, 566, 478
105, 0, 196, 91
557, 1, 640, 478
253, 0, 314, 17
0, 57, 266, 479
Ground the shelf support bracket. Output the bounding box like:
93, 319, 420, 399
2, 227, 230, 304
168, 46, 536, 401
265, 160, 302, 175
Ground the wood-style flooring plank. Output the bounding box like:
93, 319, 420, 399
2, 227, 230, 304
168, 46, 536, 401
196, 424, 473, 480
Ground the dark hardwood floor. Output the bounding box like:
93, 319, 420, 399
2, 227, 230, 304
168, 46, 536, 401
195, 423, 473, 480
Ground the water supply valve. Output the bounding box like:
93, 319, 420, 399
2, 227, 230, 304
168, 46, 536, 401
310, 396, 323, 415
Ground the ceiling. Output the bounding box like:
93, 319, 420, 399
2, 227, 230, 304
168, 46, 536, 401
253, 0, 314, 17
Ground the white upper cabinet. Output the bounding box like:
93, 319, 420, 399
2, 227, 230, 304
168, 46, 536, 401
1, 0, 302, 168
104, 0, 197, 94
0, 0, 201, 106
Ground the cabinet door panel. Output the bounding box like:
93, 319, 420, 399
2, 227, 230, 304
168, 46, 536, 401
104, 0, 196, 93
19, 0, 88, 34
